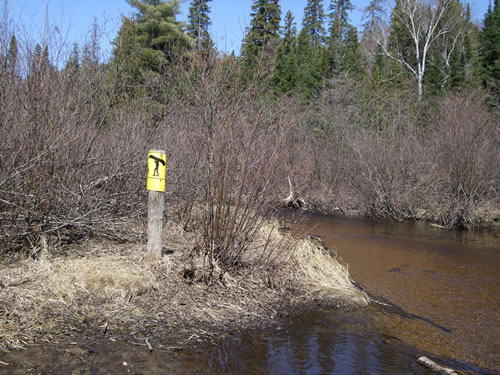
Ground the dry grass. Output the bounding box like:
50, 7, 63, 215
290, 239, 369, 308
0, 219, 368, 351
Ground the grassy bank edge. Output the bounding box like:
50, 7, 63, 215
0, 219, 368, 352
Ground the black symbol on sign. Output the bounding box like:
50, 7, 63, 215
149, 155, 165, 177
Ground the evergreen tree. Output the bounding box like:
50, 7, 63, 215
124, 0, 192, 67
327, 0, 353, 74
328, 0, 352, 36
271, 10, 299, 95
362, 0, 384, 35
302, 0, 326, 48
109, 0, 191, 106
30, 44, 50, 75
360, 0, 385, 73
64, 43, 80, 83
241, 0, 281, 82
448, 4, 482, 90
342, 25, 365, 79
6, 34, 17, 78
82, 18, 101, 67
187, 0, 214, 52
480, 0, 500, 104
66, 43, 80, 71
423, 0, 482, 94
388, 0, 416, 71
296, 28, 323, 98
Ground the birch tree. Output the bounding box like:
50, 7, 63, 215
378, 0, 463, 100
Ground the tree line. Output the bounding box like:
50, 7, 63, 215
107, 0, 498, 104
2, 0, 498, 109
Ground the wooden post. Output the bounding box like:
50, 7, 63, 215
147, 150, 167, 259
147, 190, 164, 258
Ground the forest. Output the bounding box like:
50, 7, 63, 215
0, 0, 499, 258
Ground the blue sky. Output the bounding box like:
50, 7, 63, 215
7, 0, 491, 58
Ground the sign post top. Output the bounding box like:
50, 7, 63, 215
147, 150, 167, 192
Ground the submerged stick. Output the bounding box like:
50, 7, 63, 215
418, 356, 459, 375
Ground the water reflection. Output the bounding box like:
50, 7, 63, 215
194, 304, 496, 374
196, 307, 428, 374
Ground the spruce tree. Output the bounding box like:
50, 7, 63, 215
360, 0, 385, 73
424, 0, 482, 94
327, 0, 353, 74
6, 34, 17, 78
64, 43, 80, 82
302, 0, 326, 48
187, 0, 214, 52
296, 28, 322, 98
342, 26, 364, 79
271, 10, 299, 95
241, 0, 281, 83
480, 0, 500, 104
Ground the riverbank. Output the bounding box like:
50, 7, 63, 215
0, 219, 368, 353
305, 194, 500, 232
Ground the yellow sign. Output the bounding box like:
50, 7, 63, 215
147, 150, 167, 192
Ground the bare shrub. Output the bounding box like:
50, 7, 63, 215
164, 53, 299, 280
0, 21, 154, 253
429, 93, 499, 228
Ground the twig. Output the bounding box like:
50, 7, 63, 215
102, 321, 108, 335
145, 337, 153, 352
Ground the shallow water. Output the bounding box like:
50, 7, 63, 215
181, 216, 499, 375
292, 215, 499, 373
2, 216, 499, 374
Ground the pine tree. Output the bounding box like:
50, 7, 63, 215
125, 0, 192, 66
480, 0, 500, 104
109, 0, 192, 106
187, 0, 214, 52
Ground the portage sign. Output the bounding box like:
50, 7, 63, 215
147, 149, 166, 259
147, 150, 167, 192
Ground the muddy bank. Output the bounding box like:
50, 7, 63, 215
0, 220, 368, 361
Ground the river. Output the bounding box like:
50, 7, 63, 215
2, 215, 498, 374
183, 215, 499, 374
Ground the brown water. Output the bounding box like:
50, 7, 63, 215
291, 215, 500, 374
2, 215, 499, 374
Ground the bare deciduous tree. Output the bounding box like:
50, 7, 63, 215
377, 0, 463, 99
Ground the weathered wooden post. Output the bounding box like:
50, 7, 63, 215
147, 150, 167, 258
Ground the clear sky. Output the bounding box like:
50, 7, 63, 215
6, 0, 491, 59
